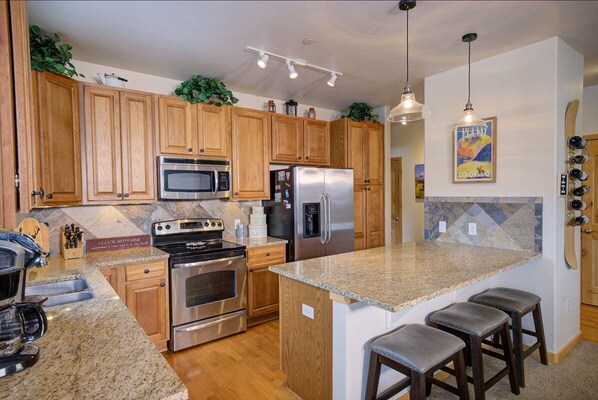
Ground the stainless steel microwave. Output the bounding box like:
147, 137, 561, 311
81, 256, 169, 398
158, 157, 231, 200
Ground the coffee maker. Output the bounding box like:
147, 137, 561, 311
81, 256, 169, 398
0, 230, 49, 378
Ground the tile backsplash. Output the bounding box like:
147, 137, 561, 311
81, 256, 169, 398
425, 197, 542, 253
25, 200, 260, 255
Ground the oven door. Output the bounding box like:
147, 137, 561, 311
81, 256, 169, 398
158, 158, 230, 200
170, 254, 247, 326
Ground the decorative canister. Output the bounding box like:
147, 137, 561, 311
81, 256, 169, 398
307, 107, 316, 119
285, 99, 298, 116
267, 100, 276, 113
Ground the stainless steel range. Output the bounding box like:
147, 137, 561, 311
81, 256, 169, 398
152, 218, 247, 352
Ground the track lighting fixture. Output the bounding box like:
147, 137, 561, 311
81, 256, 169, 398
287, 60, 298, 79
327, 73, 337, 87
246, 46, 342, 86
257, 52, 269, 69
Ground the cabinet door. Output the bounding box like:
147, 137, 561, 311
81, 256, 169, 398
346, 120, 367, 183
157, 96, 196, 156
197, 104, 230, 159
231, 108, 270, 200
125, 278, 168, 346
99, 265, 120, 296
35, 71, 82, 205
367, 124, 384, 186
354, 183, 367, 251
248, 264, 280, 317
84, 85, 122, 202
366, 184, 384, 248
303, 119, 330, 165
120, 91, 155, 201
271, 114, 304, 163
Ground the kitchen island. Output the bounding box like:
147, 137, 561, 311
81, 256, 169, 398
269, 241, 541, 400
0, 248, 187, 400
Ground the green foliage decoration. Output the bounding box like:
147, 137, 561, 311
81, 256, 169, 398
29, 25, 84, 78
343, 102, 380, 123
174, 75, 239, 106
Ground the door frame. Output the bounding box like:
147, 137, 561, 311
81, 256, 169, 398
391, 157, 402, 244
581, 134, 598, 306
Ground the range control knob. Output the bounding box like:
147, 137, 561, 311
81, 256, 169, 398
204, 222, 210, 227
165, 225, 171, 230
217, 222, 222, 227
211, 222, 216, 227
157, 226, 163, 231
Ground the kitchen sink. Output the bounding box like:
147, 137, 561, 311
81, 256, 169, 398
26, 278, 93, 307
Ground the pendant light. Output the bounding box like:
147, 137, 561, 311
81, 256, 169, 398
388, 0, 430, 124
454, 33, 486, 129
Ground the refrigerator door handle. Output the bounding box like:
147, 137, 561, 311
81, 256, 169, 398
325, 193, 332, 244
320, 194, 328, 244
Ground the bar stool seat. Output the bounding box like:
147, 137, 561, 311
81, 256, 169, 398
365, 324, 469, 400
470, 287, 540, 314
370, 324, 465, 373
427, 302, 509, 337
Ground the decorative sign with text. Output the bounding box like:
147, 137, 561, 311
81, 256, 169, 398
86, 235, 151, 253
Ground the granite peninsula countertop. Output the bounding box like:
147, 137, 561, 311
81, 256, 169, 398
231, 236, 288, 249
0, 247, 187, 400
269, 242, 541, 313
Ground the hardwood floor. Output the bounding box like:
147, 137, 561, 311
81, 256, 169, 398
163, 320, 300, 400
581, 303, 598, 343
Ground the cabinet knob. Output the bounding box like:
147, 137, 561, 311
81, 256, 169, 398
160, 282, 166, 287
124, 193, 130, 198
234, 192, 239, 196
200, 148, 205, 153
298, 156, 302, 160
305, 157, 309, 160
188, 148, 193, 153
117, 193, 123, 198
144, 269, 150, 274
249, 268, 254, 273
46, 193, 54, 199
266, 252, 271, 256
32, 188, 45, 198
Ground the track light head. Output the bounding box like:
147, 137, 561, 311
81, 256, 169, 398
327, 73, 337, 87
257, 52, 269, 68
287, 60, 298, 79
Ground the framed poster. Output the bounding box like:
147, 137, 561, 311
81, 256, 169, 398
415, 164, 424, 199
453, 116, 497, 183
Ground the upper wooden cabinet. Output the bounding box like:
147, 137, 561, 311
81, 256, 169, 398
230, 107, 270, 200
84, 84, 154, 203
271, 114, 330, 166
156, 96, 230, 159
366, 124, 384, 186
31, 71, 83, 206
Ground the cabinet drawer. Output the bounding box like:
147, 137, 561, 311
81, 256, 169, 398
247, 245, 286, 266
125, 260, 166, 282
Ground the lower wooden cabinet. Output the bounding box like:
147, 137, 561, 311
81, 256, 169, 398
98, 259, 169, 351
247, 244, 286, 326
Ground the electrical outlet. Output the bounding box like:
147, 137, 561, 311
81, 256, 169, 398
234, 219, 241, 229
468, 223, 477, 236
302, 304, 314, 319
439, 221, 447, 233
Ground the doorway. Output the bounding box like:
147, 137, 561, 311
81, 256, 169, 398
391, 157, 402, 244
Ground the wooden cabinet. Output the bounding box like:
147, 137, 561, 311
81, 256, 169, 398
156, 96, 230, 159
30, 71, 82, 206
271, 115, 330, 165
231, 107, 270, 200
84, 85, 154, 203
247, 244, 286, 326
98, 260, 169, 351
330, 118, 385, 249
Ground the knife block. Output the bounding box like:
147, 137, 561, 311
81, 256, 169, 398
61, 235, 84, 260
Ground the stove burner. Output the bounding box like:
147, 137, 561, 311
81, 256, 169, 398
186, 241, 206, 248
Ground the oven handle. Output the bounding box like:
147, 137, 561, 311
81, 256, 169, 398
173, 255, 245, 269
177, 310, 246, 332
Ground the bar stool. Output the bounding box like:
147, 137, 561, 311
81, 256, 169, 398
427, 303, 520, 400
365, 324, 469, 400
469, 287, 548, 388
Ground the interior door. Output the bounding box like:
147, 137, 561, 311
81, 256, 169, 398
324, 168, 354, 256
294, 167, 326, 260
581, 137, 598, 306
391, 158, 403, 244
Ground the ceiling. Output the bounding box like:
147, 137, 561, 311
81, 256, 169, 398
28, 1, 598, 111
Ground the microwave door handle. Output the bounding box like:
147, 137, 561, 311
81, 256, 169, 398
213, 170, 219, 195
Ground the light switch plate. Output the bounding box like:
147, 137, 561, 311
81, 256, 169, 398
439, 221, 447, 233
468, 223, 477, 236
302, 304, 314, 319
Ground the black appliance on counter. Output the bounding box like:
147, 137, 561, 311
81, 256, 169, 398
0, 230, 49, 378
152, 219, 247, 351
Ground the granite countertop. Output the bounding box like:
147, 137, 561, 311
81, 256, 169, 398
0, 247, 187, 400
231, 236, 288, 249
269, 242, 541, 313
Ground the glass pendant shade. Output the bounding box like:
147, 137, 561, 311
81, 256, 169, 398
454, 105, 486, 129
388, 89, 431, 123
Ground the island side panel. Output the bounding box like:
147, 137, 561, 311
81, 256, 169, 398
279, 276, 333, 400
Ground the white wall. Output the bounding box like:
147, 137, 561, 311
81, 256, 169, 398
71, 59, 343, 120
424, 37, 583, 352
390, 120, 425, 242
583, 84, 598, 133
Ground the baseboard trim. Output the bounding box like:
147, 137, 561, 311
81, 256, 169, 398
549, 331, 582, 363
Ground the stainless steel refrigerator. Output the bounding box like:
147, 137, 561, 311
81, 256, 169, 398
264, 167, 354, 262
